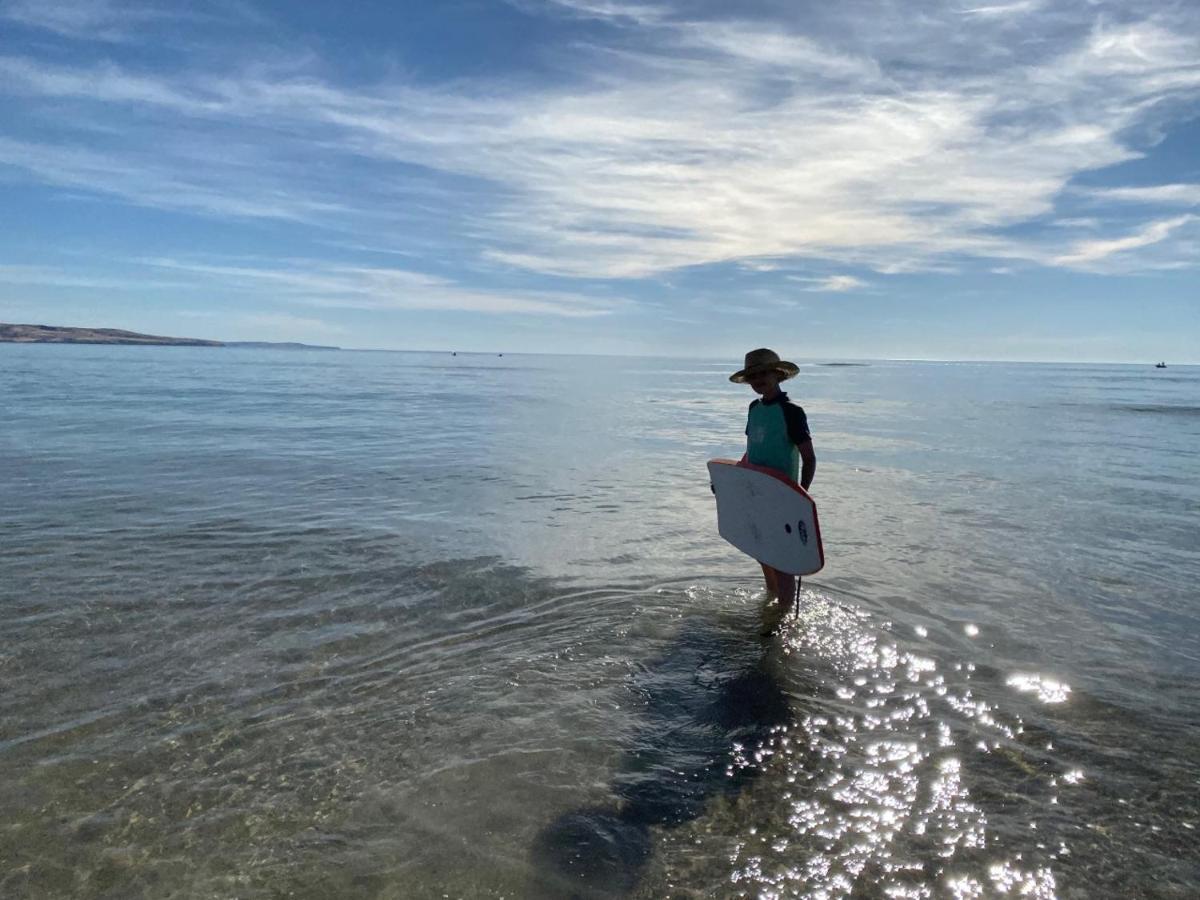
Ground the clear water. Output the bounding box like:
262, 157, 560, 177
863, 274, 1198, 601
2, 346, 1197, 899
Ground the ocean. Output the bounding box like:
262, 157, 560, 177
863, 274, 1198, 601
2, 345, 1197, 899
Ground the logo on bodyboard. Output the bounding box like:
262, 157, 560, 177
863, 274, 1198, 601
797, 520, 808, 546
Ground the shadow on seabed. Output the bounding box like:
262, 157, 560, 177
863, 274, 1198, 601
528, 612, 808, 898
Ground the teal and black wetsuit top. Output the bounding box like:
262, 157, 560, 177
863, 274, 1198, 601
746, 391, 811, 482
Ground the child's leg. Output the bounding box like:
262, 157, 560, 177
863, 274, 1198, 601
759, 562, 778, 600
773, 567, 797, 616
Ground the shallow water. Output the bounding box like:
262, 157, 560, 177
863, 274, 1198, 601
2, 346, 1198, 898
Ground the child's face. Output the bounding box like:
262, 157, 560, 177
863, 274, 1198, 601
747, 371, 781, 395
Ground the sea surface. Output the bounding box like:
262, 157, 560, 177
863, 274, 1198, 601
2, 346, 1198, 899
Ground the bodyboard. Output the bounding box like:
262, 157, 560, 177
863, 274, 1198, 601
707, 458, 825, 576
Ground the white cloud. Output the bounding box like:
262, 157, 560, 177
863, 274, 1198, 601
0, 0, 259, 41
1052, 215, 1195, 266
0, 263, 192, 290
1091, 184, 1200, 206
1, 2, 1198, 282
2, 0, 133, 40
788, 275, 868, 292
0, 136, 351, 223
738, 260, 784, 273
0, 56, 211, 109
0, 0, 190, 42
957, 1, 1043, 18
136, 257, 619, 318
514, 0, 664, 26
674, 22, 880, 80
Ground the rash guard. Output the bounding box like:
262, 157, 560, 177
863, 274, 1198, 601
745, 391, 811, 482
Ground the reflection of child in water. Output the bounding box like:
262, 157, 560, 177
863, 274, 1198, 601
729, 348, 817, 634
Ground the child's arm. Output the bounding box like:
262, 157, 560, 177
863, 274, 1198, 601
782, 401, 815, 490
798, 439, 816, 491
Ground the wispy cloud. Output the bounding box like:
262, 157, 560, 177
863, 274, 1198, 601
1052, 214, 1195, 266
674, 22, 880, 80
2, 0, 151, 41
1, 1, 1198, 285
0, 136, 350, 223
788, 275, 869, 293
1091, 184, 1200, 206
0, 0, 260, 42
0, 263, 191, 290
957, 1, 1043, 18
137, 257, 620, 318
513, 0, 664, 26
0, 55, 212, 109
1051, 218, 1102, 229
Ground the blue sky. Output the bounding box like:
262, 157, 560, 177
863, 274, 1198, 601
1, 0, 1197, 361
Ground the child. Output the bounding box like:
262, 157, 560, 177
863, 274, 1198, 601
729, 348, 817, 633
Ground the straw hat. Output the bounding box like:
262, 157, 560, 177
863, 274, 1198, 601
729, 348, 799, 383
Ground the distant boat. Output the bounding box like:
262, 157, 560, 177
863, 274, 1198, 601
1155, 362, 1167, 368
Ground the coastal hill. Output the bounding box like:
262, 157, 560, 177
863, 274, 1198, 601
1, 323, 339, 350
2, 323, 222, 346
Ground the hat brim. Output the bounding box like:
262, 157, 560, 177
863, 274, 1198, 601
729, 361, 799, 383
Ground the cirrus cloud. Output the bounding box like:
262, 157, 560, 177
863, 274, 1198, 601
1, 0, 1198, 288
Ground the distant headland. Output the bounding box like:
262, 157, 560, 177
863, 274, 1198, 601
1, 323, 220, 346
0, 323, 338, 350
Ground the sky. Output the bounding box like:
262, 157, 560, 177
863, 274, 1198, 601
1, 0, 1198, 361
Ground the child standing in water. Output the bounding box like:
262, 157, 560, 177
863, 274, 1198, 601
729, 348, 817, 633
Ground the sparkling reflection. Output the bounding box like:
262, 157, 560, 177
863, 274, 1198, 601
1006, 674, 1072, 704
723, 590, 1071, 899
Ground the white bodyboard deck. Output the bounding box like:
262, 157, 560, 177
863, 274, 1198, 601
708, 458, 824, 576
